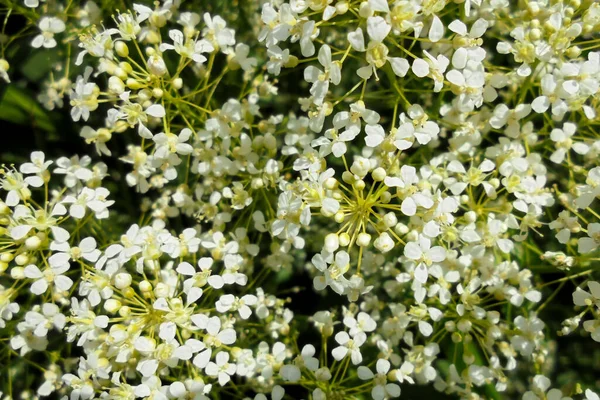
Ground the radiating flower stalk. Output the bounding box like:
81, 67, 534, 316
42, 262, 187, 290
0, 0, 599, 399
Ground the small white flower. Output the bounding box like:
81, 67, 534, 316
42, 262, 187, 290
206, 351, 237, 386
332, 331, 366, 365
24, 264, 72, 295
404, 235, 447, 284
358, 358, 401, 400
32, 17, 65, 48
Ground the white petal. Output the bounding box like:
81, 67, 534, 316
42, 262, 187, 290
429, 16, 444, 43
146, 104, 166, 118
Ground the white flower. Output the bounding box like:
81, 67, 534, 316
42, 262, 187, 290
366, 16, 391, 42
511, 316, 544, 357
397, 104, 440, 147
54, 155, 93, 187
24, 263, 73, 295
343, 312, 376, 336
549, 123, 589, 164
231, 43, 257, 71
358, 359, 401, 400
266, 45, 291, 75
19, 151, 52, 187
61, 187, 114, 219
304, 45, 341, 105
70, 68, 99, 122
206, 351, 236, 386
32, 17, 65, 48
365, 124, 386, 147
216, 294, 258, 319
404, 235, 447, 284
280, 363, 301, 382
24, 303, 66, 337
191, 314, 236, 368
312, 251, 350, 295
586, 390, 600, 400
50, 237, 100, 266
448, 19, 488, 68
296, 344, 319, 372
332, 331, 366, 365
203, 13, 235, 52
159, 29, 214, 63
412, 51, 450, 92
573, 281, 600, 308
578, 223, 600, 254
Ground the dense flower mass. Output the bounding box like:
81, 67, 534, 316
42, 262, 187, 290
0, 0, 599, 398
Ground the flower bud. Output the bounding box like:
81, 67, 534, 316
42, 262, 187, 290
342, 171, 355, 184
113, 67, 128, 81
15, 253, 29, 266
451, 332, 462, 343
315, 367, 332, 381
172, 77, 183, 90
11, 266, 24, 279
104, 299, 122, 314
126, 78, 144, 90
284, 55, 299, 68
251, 178, 264, 190
356, 233, 371, 247
359, 2, 373, 18
324, 177, 338, 190
350, 157, 370, 178
108, 76, 125, 94
374, 232, 394, 252
339, 232, 350, 247
405, 230, 418, 242
119, 305, 131, 318
139, 280, 152, 293
463, 352, 475, 365
114, 273, 132, 289
324, 233, 340, 253
464, 211, 477, 223
383, 212, 397, 228
154, 282, 170, 298
0, 59, 9, 73
336, 1, 349, 14
24, 236, 41, 251
394, 223, 409, 235
566, 46, 581, 58
372, 167, 386, 181
457, 319, 472, 332
115, 42, 129, 58
147, 54, 168, 76
152, 88, 164, 98
122, 287, 135, 299
264, 134, 277, 150
380, 191, 392, 203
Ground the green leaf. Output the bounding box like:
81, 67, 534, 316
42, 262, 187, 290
21, 50, 60, 82
0, 85, 56, 133
275, 267, 293, 285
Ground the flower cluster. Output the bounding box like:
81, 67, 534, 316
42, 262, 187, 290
0, 0, 600, 399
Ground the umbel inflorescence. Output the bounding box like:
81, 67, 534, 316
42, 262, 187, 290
0, 0, 600, 399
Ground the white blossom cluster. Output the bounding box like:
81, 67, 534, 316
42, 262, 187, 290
0, 0, 600, 399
